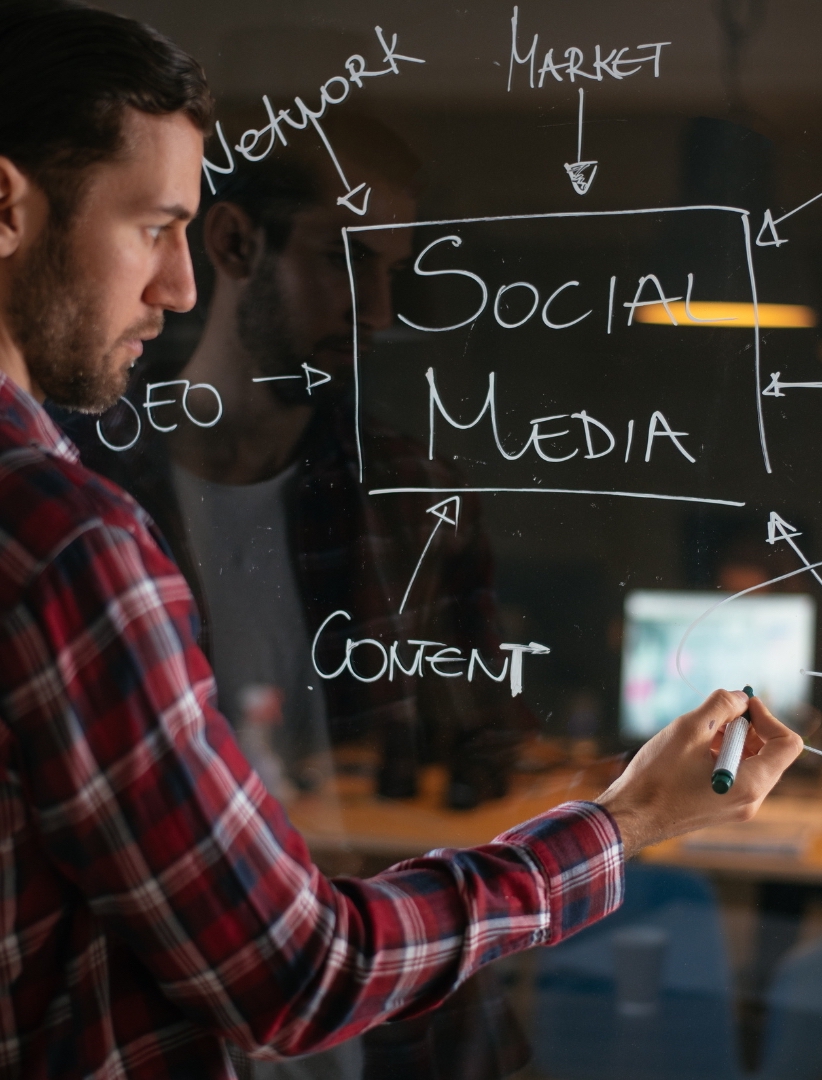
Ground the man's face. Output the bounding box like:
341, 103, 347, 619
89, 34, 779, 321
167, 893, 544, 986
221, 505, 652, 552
8, 108, 202, 412
237, 175, 414, 394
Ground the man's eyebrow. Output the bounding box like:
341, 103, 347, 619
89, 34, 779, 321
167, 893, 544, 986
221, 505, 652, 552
156, 203, 198, 222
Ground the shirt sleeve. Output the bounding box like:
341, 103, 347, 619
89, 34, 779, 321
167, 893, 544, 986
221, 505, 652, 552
9, 521, 624, 1058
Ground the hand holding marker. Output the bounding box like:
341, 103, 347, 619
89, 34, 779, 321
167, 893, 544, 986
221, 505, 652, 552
711, 686, 754, 793
712, 685, 822, 794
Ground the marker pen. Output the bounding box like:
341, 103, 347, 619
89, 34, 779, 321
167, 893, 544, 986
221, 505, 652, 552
711, 686, 754, 794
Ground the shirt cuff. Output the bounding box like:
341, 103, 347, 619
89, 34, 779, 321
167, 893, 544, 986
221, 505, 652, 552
494, 801, 625, 945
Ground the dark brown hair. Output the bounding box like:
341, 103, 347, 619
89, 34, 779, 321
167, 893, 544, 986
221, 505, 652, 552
0, 0, 213, 223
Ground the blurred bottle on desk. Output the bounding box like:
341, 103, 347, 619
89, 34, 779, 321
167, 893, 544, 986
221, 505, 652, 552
566, 689, 602, 765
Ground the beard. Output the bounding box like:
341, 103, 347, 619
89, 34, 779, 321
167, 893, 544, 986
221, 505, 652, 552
236, 249, 354, 408
6, 220, 163, 414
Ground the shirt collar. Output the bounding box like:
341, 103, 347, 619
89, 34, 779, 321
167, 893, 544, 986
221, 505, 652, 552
0, 370, 80, 464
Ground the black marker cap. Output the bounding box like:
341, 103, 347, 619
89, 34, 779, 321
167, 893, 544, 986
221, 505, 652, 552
742, 685, 754, 719
711, 769, 734, 794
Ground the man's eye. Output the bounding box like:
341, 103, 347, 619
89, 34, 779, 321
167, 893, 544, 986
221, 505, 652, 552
146, 225, 166, 241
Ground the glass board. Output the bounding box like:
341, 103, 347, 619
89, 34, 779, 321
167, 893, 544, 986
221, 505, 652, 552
59, 3, 822, 1077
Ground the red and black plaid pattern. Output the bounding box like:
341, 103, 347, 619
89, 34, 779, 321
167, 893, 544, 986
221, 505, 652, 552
0, 373, 624, 1078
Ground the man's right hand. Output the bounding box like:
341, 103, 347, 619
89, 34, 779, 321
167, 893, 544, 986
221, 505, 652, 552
595, 690, 804, 859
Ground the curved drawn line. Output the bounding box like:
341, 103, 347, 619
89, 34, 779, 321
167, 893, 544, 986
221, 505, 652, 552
675, 560, 822, 693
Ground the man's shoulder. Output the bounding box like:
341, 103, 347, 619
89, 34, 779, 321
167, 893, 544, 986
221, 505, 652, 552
0, 436, 153, 594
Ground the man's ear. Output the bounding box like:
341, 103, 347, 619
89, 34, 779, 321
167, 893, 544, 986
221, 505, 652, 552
204, 201, 263, 280
0, 157, 39, 259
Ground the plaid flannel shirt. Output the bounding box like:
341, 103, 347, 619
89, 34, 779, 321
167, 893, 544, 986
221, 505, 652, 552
0, 372, 624, 1079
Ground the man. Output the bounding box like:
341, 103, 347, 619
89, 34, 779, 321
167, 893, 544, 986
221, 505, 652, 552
0, 4, 803, 1079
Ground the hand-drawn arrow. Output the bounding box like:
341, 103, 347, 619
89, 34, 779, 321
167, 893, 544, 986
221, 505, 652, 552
563, 88, 598, 196
252, 364, 333, 395
766, 510, 822, 587
302, 363, 333, 395
677, 514, 822, 758
756, 191, 822, 247
773, 510, 822, 707
399, 496, 461, 614
336, 181, 372, 216
500, 641, 551, 696
679, 511, 822, 758
200, 118, 372, 215
763, 371, 822, 398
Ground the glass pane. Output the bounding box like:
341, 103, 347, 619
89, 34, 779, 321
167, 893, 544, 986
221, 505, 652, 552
63, 2, 822, 1076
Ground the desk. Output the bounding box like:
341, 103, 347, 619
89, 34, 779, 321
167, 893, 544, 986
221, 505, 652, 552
289, 756, 822, 883
643, 797, 822, 884
289, 760, 607, 860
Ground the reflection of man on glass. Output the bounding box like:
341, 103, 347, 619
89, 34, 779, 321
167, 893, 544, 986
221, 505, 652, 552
79, 113, 536, 1080
91, 114, 529, 812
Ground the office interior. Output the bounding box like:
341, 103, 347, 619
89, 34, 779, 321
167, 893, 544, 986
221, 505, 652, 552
71, 1, 822, 1076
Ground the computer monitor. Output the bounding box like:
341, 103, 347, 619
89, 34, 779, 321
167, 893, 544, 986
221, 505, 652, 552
620, 590, 817, 741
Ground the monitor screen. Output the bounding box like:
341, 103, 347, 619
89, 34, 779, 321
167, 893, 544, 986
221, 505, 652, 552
620, 590, 817, 740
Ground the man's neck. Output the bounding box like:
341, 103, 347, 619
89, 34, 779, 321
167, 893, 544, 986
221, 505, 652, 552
171, 295, 313, 486
0, 323, 41, 401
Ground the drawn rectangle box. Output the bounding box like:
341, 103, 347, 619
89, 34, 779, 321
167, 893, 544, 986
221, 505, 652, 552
343, 204, 764, 503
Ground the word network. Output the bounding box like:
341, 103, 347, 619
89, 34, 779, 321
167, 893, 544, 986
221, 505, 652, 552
202, 25, 424, 212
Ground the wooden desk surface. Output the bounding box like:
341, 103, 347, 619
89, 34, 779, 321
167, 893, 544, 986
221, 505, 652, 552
289, 752, 822, 883
643, 797, 822, 883
289, 761, 605, 860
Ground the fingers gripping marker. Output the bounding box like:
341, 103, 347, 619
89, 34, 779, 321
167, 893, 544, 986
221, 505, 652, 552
711, 686, 754, 794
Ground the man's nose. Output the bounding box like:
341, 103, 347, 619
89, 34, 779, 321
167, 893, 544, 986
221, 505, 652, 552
143, 231, 197, 314
356, 266, 394, 332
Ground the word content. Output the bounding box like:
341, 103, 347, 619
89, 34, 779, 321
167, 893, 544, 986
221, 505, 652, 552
311, 609, 550, 698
